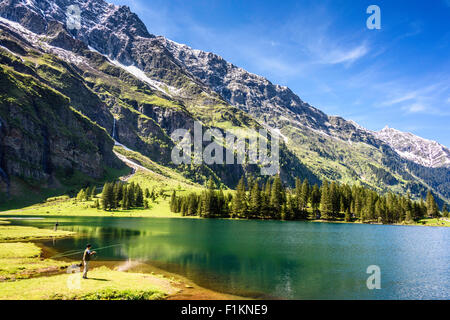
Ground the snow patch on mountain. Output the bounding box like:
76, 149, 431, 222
375, 126, 450, 168
109, 59, 180, 97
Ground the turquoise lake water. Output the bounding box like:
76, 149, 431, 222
8, 216, 450, 299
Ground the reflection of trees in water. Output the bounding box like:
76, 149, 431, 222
67, 226, 142, 239
123, 229, 302, 298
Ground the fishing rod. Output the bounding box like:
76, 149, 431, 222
50, 243, 123, 259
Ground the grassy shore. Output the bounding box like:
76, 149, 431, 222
1, 199, 448, 228
0, 224, 175, 300
0, 225, 74, 241
0, 224, 241, 300
0, 266, 170, 300
0, 242, 71, 281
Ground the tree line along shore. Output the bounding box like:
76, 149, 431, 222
79, 174, 450, 225
168, 176, 448, 224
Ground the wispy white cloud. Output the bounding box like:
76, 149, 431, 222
378, 81, 450, 115
316, 44, 369, 65
403, 103, 426, 113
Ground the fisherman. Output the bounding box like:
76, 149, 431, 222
82, 244, 96, 279
54, 221, 59, 231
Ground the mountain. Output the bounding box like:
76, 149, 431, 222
375, 126, 450, 169
0, 0, 448, 206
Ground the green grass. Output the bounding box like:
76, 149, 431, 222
0, 225, 74, 241
0, 266, 168, 300
0, 242, 41, 259
416, 218, 450, 227
0, 242, 70, 281
0, 224, 173, 299
0, 191, 184, 218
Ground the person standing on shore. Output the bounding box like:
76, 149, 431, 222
82, 244, 96, 279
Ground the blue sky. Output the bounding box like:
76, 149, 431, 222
111, 0, 450, 147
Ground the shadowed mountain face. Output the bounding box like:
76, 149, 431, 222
0, 0, 448, 204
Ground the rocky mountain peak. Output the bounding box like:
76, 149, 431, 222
375, 126, 450, 168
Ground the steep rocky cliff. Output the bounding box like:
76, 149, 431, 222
0, 52, 122, 199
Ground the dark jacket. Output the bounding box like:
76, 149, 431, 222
83, 249, 91, 261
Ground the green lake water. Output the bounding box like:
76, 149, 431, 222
7, 216, 450, 299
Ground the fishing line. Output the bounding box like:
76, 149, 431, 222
50, 243, 123, 259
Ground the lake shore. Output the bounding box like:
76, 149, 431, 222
0, 222, 245, 300
2, 205, 449, 228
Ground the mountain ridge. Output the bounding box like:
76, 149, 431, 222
0, 0, 448, 206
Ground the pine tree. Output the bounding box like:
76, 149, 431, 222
122, 187, 128, 210
83, 188, 90, 201
249, 181, 261, 218
101, 183, 114, 211
270, 175, 283, 219
426, 191, 439, 218
90, 186, 97, 199
170, 191, 177, 212
310, 184, 321, 218
232, 176, 247, 218
218, 188, 227, 217
341, 184, 352, 220
320, 180, 332, 219
286, 193, 296, 220
187, 193, 198, 216
300, 178, 310, 212
127, 184, 135, 208
77, 189, 86, 202
135, 184, 144, 207
112, 183, 120, 209
330, 182, 340, 217
442, 204, 449, 218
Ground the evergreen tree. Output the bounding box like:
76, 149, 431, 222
135, 184, 144, 207
320, 180, 332, 219
442, 204, 448, 218
426, 191, 439, 218
150, 189, 156, 202
122, 187, 129, 210
341, 184, 352, 221
101, 183, 114, 211
112, 182, 120, 209
218, 188, 227, 217
300, 178, 310, 212
90, 186, 97, 199
330, 182, 340, 217
249, 181, 261, 218
83, 188, 90, 201
187, 193, 198, 216
232, 176, 247, 218
170, 191, 177, 212
310, 184, 321, 218
270, 175, 283, 219
286, 193, 296, 220
77, 189, 86, 202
